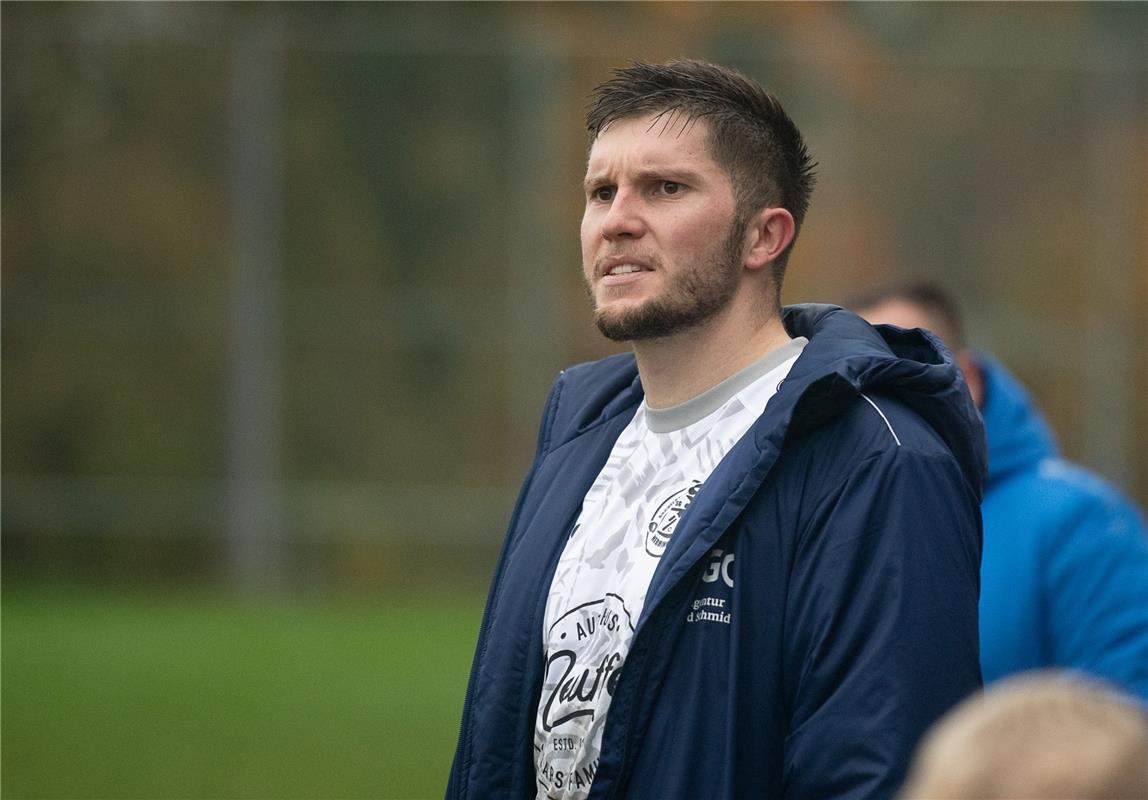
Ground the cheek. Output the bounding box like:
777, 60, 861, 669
683, 208, 734, 248
580, 214, 597, 267
665, 216, 714, 257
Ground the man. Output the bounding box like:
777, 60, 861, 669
853, 282, 1148, 702
448, 61, 986, 800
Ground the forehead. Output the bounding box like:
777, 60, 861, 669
858, 299, 942, 337
585, 112, 719, 174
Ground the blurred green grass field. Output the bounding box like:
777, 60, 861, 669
1, 582, 486, 799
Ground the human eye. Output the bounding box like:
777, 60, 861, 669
589, 185, 615, 203
658, 180, 685, 196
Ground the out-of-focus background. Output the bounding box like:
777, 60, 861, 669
2, 3, 1145, 798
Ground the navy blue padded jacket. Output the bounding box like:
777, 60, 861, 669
448, 305, 986, 799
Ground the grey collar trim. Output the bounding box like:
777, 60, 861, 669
644, 337, 809, 433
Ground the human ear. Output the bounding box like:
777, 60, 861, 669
743, 207, 795, 271
957, 352, 985, 409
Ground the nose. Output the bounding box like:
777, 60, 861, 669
599, 189, 646, 240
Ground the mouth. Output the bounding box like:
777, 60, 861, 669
606, 263, 647, 276
598, 256, 654, 279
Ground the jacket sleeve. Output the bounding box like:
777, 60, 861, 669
1042, 480, 1148, 702
781, 445, 983, 800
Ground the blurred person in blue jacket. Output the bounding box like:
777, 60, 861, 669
449, 61, 986, 800
854, 282, 1148, 703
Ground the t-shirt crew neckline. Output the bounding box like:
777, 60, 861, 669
644, 337, 809, 434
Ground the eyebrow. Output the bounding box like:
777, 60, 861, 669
582, 167, 707, 194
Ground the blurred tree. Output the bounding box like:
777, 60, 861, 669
2, 1, 1144, 589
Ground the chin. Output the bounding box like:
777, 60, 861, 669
595, 299, 647, 326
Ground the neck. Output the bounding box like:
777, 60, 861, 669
633, 297, 791, 408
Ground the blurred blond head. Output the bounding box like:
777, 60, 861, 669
900, 671, 1148, 800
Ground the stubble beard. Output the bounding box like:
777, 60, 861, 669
590, 219, 746, 342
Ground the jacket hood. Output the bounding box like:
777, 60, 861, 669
781, 304, 986, 495
975, 353, 1059, 485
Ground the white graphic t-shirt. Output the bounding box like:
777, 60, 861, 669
533, 338, 807, 799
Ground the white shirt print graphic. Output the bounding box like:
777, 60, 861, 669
533, 340, 805, 800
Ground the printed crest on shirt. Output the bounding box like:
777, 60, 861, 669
539, 594, 635, 733
645, 480, 704, 556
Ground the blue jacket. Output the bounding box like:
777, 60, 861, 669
977, 355, 1148, 701
448, 305, 986, 799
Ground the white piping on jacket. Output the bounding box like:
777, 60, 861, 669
861, 394, 901, 446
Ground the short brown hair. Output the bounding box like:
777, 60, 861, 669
848, 280, 966, 349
